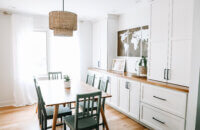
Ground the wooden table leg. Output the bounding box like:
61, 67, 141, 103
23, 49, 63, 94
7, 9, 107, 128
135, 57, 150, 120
52, 105, 59, 130
36, 104, 38, 113
100, 107, 109, 130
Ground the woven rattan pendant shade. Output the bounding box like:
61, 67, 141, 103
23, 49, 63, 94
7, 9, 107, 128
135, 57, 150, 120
49, 0, 77, 36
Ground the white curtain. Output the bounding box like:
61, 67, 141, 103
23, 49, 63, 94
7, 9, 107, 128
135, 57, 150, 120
12, 14, 37, 106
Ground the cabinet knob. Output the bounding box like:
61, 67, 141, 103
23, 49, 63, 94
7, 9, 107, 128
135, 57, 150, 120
125, 82, 130, 89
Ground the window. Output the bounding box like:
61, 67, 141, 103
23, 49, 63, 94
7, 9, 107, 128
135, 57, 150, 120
32, 31, 47, 75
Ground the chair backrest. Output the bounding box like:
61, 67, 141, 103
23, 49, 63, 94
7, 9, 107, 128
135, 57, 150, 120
36, 86, 47, 117
48, 72, 62, 80
86, 73, 95, 86
33, 78, 39, 100
98, 77, 109, 110
75, 91, 102, 129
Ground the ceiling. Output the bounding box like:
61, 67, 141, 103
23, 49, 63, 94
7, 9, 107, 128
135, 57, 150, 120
0, 0, 145, 21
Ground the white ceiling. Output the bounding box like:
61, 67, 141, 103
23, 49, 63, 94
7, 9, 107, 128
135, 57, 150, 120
0, 0, 145, 21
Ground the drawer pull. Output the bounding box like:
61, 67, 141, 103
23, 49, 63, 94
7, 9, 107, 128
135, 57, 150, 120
152, 117, 165, 124
153, 96, 166, 101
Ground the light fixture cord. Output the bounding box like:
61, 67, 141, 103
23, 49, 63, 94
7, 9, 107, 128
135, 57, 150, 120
63, 0, 64, 11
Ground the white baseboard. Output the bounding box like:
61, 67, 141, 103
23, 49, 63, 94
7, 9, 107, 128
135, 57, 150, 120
0, 99, 14, 107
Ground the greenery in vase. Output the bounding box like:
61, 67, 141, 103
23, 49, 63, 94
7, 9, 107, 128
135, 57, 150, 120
139, 56, 147, 68
64, 75, 70, 82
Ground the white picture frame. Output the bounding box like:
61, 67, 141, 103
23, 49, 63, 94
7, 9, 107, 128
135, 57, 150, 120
112, 59, 126, 72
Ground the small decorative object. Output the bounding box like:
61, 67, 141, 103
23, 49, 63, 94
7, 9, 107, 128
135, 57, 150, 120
49, 0, 77, 36
138, 56, 147, 77
112, 59, 126, 72
64, 75, 71, 88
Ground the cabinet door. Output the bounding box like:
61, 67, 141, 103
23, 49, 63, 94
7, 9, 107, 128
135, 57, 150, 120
148, 0, 170, 82
119, 79, 130, 113
167, 0, 193, 86
110, 76, 119, 107
129, 81, 140, 120
92, 22, 101, 68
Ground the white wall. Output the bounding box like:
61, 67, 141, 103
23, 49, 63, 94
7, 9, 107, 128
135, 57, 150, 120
186, 0, 200, 129
118, 3, 150, 73
0, 15, 14, 106
78, 21, 93, 81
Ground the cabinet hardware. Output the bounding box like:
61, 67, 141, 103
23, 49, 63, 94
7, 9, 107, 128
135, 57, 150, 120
125, 82, 129, 89
152, 117, 165, 124
98, 61, 100, 68
164, 69, 167, 80
167, 69, 170, 80
153, 96, 166, 101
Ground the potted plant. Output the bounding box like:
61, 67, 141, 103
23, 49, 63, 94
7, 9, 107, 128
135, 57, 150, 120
138, 56, 147, 77
64, 75, 71, 88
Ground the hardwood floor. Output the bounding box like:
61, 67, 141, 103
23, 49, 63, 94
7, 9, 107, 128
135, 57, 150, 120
0, 104, 147, 130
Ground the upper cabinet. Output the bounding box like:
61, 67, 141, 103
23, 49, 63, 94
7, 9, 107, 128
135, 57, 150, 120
148, 0, 170, 82
92, 15, 119, 70
148, 0, 193, 86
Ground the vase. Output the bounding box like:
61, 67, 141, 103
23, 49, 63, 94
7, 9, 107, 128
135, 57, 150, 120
64, 81, 71, 88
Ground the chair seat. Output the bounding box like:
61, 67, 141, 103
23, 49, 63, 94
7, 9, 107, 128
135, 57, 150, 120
63, 115, 98, 130
46, 105, 72, 119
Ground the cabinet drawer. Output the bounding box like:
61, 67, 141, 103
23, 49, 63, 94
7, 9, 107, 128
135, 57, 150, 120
141, 83, 187, 118
140, 103, 185, 130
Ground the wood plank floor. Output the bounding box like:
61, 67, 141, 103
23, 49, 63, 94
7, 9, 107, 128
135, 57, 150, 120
0, 104, 147, 130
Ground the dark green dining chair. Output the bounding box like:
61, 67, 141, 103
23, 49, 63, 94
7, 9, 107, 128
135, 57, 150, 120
63, 91, 102, 130
34, 78, 42, 125
79, 77, 109, 128
36, 86, 72, 130
48, 72, 62, 80
80, 77, 109, 110
86, 73, 95, 86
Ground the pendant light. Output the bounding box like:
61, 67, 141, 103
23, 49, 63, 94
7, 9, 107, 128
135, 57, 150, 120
49, 0, 77, 36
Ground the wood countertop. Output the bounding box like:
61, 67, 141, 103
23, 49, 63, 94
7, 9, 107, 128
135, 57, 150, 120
88, 68, 189, 93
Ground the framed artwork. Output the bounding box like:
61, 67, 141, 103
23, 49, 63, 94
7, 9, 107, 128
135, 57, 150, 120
112, 59, 126, 72
117, 25, 149, 57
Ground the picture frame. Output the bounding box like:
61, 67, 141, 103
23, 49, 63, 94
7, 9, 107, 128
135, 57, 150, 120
112, 59, 126, 72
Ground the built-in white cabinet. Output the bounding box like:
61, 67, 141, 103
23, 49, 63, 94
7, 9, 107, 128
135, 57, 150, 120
167, 0, 193, 86
148, 0, 193, 86
129, 80, 140, 119
92, 15, 118, 70
109, 76, 119, 107
148, 0, 170, 82
119, 79, 130, 113
89, 69, 188, 129
119, 78, 140, 120
140, 103, 185, 130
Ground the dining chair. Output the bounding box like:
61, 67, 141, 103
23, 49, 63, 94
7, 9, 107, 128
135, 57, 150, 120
63, 91, 102, 130
36, 86, 72, 130
80, 77, 109, 128
80, 77, 109, 110
86, 73, 95, 86
48, 72, 62, 80
34, 78, 42, 125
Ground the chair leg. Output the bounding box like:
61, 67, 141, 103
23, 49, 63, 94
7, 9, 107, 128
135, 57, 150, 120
44, 118, 47, 130
64, 123, 66, 130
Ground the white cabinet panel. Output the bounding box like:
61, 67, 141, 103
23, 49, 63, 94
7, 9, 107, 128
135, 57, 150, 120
168, 40, 191, 86
119, 79, 130, 113
171, 0, 193, 39
129, 80, 140, 120
110, 76, 119, 107
167, 0, 193, 86
148, 0, 170, 82
141, 83, 187, 118
140, 103, 185, 130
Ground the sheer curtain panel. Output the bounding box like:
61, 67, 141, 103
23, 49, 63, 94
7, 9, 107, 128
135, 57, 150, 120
12, 14, 37, 106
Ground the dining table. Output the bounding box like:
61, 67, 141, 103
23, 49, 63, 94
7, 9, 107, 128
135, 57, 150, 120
38, 79, 112, 130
